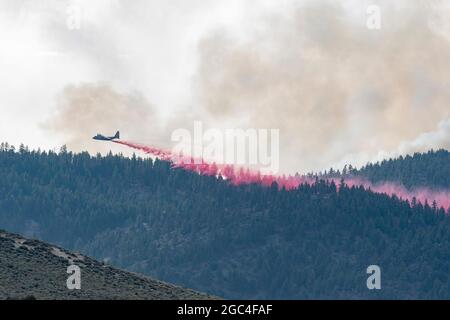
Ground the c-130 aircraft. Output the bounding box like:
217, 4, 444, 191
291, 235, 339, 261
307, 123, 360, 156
92, 131, 120, 141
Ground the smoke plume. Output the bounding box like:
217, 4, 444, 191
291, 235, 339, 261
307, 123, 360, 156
194, 0, 450, 172
44, 1, 450, 174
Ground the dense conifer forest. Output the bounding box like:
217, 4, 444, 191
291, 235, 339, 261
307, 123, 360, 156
0, 143, 449, 299
320, 149, 450, 190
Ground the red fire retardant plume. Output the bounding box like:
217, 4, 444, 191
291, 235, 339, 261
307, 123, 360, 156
114, 140, 450, 210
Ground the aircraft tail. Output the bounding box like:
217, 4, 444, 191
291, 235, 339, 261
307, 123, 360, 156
114, 131, 120, 139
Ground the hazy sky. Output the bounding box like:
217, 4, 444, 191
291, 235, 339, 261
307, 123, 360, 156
0, 0, 449, 173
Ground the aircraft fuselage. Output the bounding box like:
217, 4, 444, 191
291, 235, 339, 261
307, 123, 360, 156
92, 131, 120, 141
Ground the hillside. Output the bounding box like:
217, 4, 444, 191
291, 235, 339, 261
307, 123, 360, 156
321, 149, 450, 190
0, 144, 449, 299
0, 229, 213, 300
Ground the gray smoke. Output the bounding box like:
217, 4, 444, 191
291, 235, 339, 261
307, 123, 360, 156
194, 0, 450, 172
45, 1, 450, 173
44, 83, 165, 155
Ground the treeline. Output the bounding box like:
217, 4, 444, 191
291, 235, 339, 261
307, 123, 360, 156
0, 144, 449, 299
315, 149, 450, 190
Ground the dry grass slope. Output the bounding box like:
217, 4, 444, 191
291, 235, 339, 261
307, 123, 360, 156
0, 230, 217, 300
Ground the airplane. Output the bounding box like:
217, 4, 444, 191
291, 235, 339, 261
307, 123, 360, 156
92, 131, 120, 141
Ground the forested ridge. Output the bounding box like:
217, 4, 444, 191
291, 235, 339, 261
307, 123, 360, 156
319, 149, 450, 190
0, 143, 449, 299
